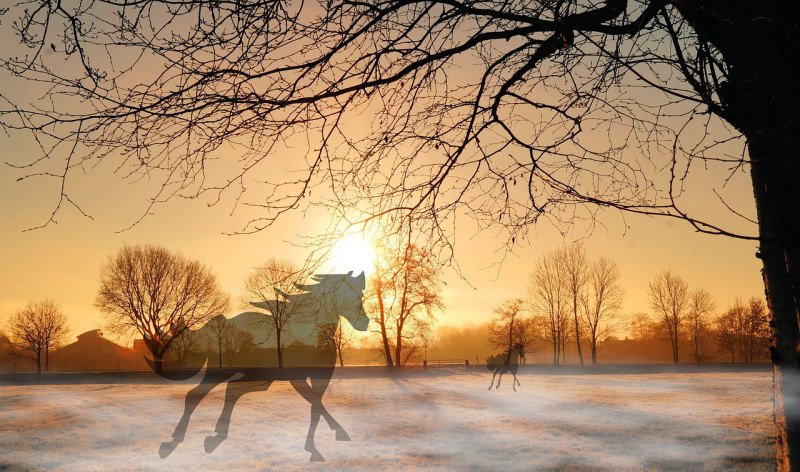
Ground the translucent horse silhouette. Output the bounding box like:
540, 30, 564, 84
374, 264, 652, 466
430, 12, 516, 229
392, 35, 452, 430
486, 343, 525, 391
152, 272, 369, 462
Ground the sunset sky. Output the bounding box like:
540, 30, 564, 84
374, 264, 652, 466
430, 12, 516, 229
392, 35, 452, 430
0, 150, 763, 341
0, 1, 766, 344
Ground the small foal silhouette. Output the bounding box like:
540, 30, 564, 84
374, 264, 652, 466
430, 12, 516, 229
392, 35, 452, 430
486, 343, 525, 391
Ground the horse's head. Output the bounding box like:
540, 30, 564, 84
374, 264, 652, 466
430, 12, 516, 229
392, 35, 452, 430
338, 271, 369, 331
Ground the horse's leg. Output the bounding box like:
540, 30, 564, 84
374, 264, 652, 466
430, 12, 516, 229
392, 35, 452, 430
308, 376, 349, 441
489, 369, 498, 390
205, 376, 271, 453
513, 367, 521, 387
496, 369, 504, 389
159, 369, 221, 459
291, 379, 326, 462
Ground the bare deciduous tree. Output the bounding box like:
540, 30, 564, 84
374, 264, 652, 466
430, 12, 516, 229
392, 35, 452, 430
687, 289, 716, 363
7, 300, 68, 373
559, 243, 589, 365
529, 250, 570, 365
580, 257, 624, 365
168, 328, 201, 367
368, 241, 443, 367
224, 329, 255, 367
243, 258, 309, 369
4, 0, 800, 465
487, 299, 530, 354
96, 245, 229, 372
648, 271, 689, 364
715, 298, 770, 364
317, 322, 353, 367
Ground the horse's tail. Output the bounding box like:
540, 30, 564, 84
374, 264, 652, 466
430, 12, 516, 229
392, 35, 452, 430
145, 356, 207, 381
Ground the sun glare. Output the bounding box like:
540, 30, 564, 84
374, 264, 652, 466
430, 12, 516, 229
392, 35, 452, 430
328, 233, 376, 275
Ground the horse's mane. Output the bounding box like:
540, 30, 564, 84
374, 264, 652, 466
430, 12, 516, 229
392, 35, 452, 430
251, 273, 363, 317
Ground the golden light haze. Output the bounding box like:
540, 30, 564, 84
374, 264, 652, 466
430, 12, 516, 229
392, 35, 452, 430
0, 155, 762, 340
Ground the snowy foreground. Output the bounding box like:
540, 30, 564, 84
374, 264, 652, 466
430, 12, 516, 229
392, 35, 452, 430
0, 369, 773, 471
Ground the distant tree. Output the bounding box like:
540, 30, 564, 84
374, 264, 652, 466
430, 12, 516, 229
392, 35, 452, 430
580, 257, 624, 365
205, 316, 232, 368
558, 243, 589, 366
243, 258, 309, 369
487, 299, 530, 354
715, 304, 742, 362
224, 329, 255, 367
529, 250, 570, 365
168, 327, 201, 366
648, 271, 689, 364
686, 289, 716, 363
627, 313, 657, 343
7, 300, 68, 373
96, 244, 229, 373
742, 298, 770, 363
317, 322, 353, 367
716, 298, 770, 364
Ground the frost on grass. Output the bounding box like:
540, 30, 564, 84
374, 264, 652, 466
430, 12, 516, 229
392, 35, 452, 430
0, 372, 773, 471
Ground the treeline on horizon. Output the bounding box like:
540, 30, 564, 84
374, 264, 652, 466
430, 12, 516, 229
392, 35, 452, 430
0, 242, 768, 373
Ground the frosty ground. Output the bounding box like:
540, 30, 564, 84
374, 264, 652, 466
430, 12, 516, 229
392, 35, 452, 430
0, 368, 773, 471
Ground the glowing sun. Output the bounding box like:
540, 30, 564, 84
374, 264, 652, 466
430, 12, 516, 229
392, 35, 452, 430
328, 232, 377, 275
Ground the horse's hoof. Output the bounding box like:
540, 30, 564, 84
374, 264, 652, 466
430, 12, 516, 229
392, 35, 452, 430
335, 429, 350, 441
309, 451, 325, 462
159, 440, 180, 459
204, 434, 226, 453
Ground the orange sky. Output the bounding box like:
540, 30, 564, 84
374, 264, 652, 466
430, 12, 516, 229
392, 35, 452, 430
0, 9, 765, 343
0, 151, 763, 341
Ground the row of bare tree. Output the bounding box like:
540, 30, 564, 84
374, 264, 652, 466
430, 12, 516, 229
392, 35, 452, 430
481, 243, 767, 365
2, 238, 446, 372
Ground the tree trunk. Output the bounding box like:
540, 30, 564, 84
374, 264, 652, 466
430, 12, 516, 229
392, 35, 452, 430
276, 330, 283, 369
672, 335, 679, 364
573, 308, 584, 365
153, 356, 163, 373
676, 1, 800, 468
374, 277, 394, 368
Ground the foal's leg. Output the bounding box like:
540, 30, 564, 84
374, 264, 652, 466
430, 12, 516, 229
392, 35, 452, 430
205, 377, 272, 453
159, 369, 224, 458
489, 369, 499, 390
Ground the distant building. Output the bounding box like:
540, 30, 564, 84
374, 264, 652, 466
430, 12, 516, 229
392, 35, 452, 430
50, 329, 142, 372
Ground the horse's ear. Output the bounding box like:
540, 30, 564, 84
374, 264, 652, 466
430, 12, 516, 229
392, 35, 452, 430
354, 271, 365, 290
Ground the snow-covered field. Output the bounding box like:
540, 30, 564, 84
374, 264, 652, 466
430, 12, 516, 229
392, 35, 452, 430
0, 370, 773, 471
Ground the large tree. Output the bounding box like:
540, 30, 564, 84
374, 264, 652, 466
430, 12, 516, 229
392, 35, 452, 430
7, 300, 68, 373
368, 241, 443, 367
96, 244, 229, 372
3, 0, 800, 467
